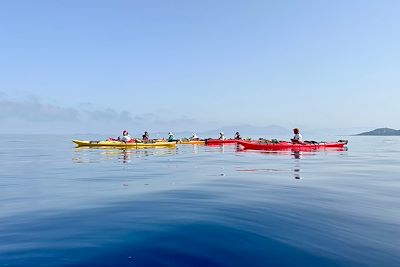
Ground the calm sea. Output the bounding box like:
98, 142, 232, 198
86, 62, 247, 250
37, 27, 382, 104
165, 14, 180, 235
0, 135, 399, 267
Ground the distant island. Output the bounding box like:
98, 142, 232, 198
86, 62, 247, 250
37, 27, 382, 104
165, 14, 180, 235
357, 128, 400, 136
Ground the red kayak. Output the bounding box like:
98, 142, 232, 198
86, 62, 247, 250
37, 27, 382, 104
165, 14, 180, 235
205, 139, 239, 145
237, 140, 348, 151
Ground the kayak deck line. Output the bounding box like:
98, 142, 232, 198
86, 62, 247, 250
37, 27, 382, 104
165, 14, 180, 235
72, 140, 177, 148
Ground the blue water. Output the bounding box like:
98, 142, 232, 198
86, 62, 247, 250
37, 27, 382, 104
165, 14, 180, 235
0, 135, 399, 267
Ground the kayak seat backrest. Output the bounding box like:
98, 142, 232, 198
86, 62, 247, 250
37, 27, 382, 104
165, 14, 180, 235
304, 141, 319, 144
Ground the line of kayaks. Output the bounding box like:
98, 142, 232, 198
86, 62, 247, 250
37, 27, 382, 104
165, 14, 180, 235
73, 139, 210, 148
203, 139, 349, 151
73, 139, 348, 151
73, 139, 237, 147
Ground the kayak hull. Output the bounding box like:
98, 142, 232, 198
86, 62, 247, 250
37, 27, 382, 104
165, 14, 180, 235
178, 140, 205, 145
237, 140, 347, 151
205, 139, 239, 145
73, 140, 177, 148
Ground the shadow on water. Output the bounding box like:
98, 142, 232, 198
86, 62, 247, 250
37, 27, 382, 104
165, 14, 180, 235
1, 188, 360, 267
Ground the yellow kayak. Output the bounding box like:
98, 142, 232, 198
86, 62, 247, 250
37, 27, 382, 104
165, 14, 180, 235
73, 140, 177, 148
178, 140, 205, 145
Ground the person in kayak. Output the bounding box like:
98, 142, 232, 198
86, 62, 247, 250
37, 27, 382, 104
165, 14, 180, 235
219, 132, 226, 140
190, 133, 199, 141
168, 132, 175, 142
234, 132, 241, 140
120, 130, 132, 143
291, 128, 303, 143
142, 131, 150, 142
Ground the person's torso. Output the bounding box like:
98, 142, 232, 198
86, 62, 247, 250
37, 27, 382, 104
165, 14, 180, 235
294, 134, 302, 140
121, 135, 131, 142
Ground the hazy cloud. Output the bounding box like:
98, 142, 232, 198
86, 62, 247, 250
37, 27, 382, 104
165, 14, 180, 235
133, 113, 158, 121
0, 98, 79, 122
0, 94, 296, 135
0, 96, 136, 123
82, 108, 134, 122
0, 95, 202, 133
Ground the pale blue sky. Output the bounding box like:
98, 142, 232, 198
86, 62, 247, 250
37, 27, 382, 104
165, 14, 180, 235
1, 0, 399, 133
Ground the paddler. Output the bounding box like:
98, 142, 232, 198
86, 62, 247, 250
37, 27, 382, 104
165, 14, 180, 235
234, 132, 241, 140
291, 128, 303, 143
218, 132, 226, 140
168, 132, 175, 142
142, 131, 150, 142
190, 133, 199, 141
120, 130, 132, 143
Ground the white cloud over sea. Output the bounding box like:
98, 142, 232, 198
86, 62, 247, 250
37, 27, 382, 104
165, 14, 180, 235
0, 93, 204, 134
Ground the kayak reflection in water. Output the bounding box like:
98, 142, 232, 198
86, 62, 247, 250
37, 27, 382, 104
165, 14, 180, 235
291, 128, 303, 144
234, 131, 241, 140
218, 132, 226, 140
293, 151, 302, 159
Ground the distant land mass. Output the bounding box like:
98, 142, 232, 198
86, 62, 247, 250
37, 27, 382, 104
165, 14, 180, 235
356, 128, 400, 136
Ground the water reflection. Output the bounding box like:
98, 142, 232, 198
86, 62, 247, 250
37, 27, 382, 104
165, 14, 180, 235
236, 146, 347, 158
293, 168, 301, 179
203, 144, 229, 153
72, 147, 177, 164
292, 151, 301, 159
192, 144, 199, 154
235, 147, 348, 180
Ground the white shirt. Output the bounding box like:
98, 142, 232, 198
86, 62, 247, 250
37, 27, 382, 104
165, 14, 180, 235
293, 133, 302, 141
121, 135, 132, 142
